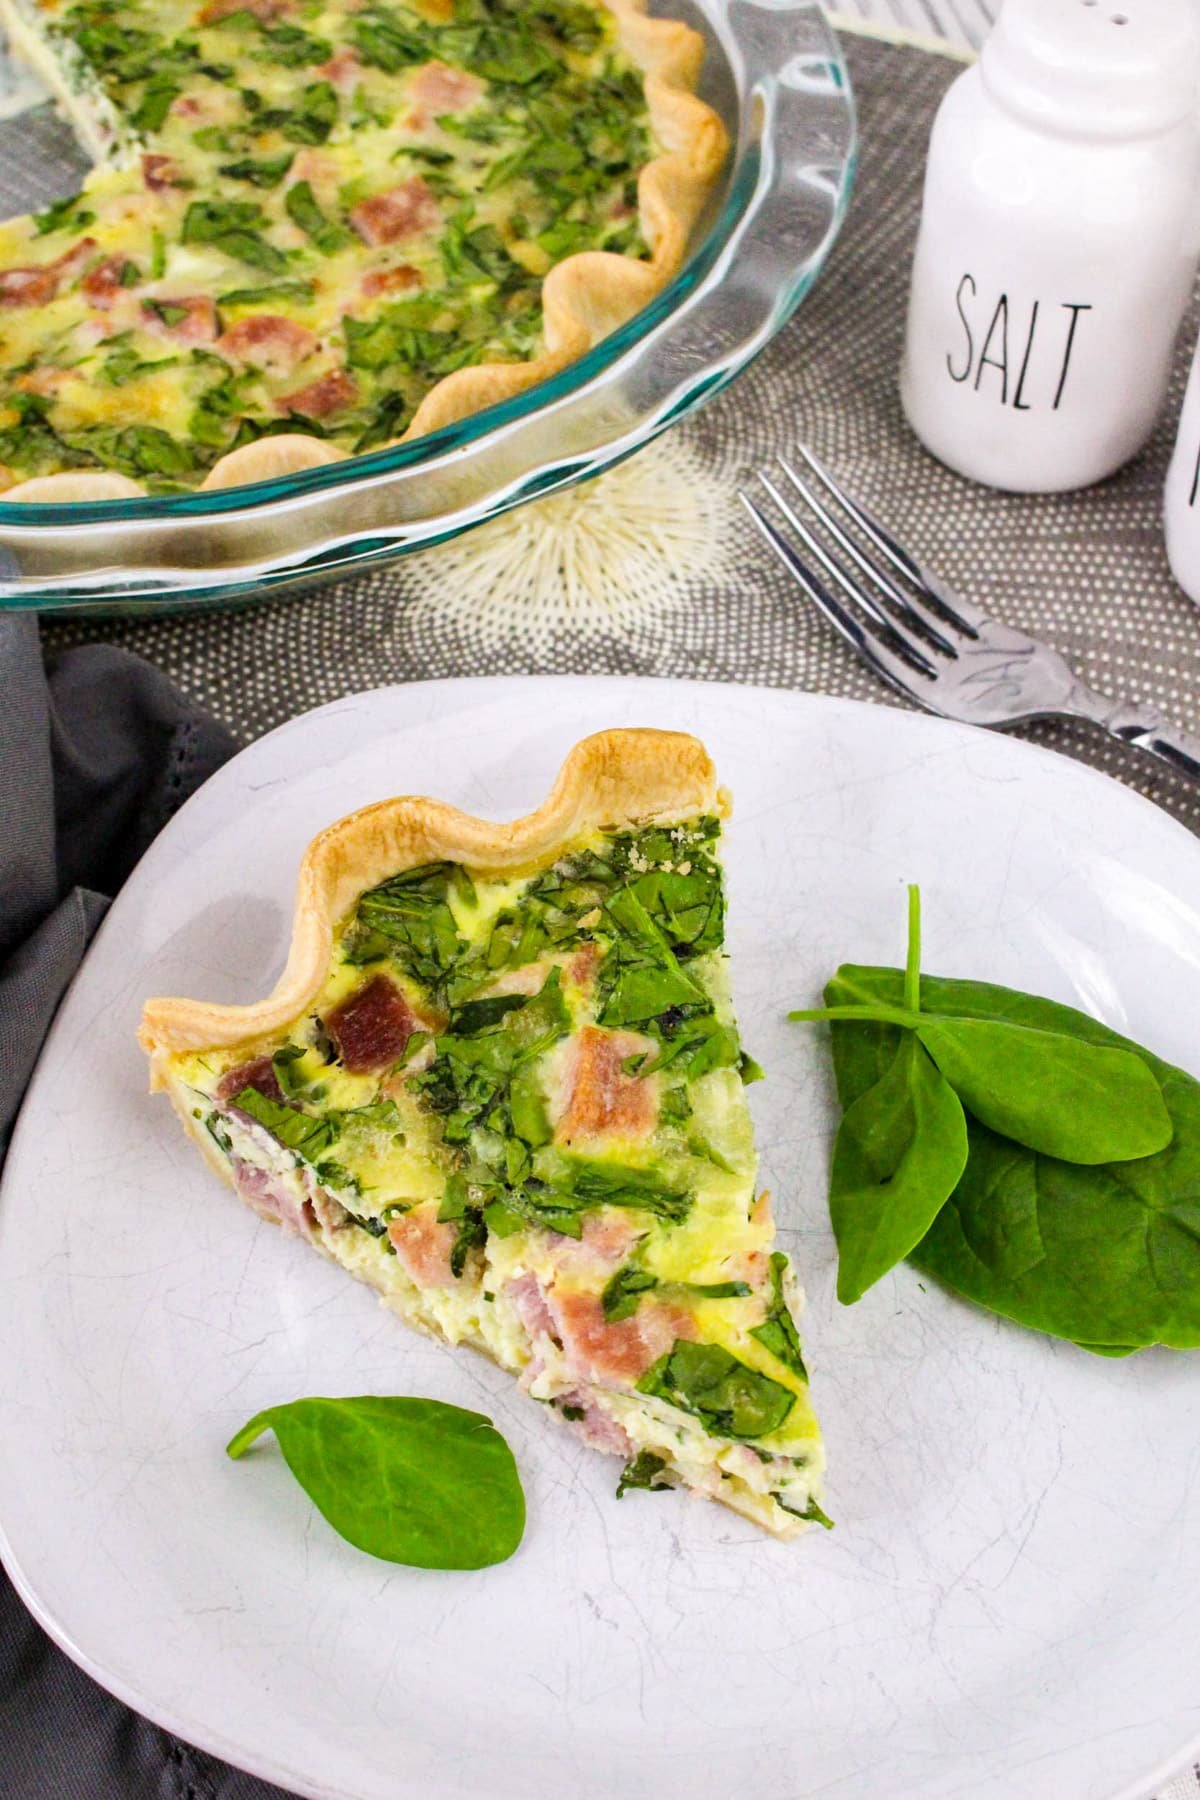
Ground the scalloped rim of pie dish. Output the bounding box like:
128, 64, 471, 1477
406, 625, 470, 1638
139, 726, 727, 1068
3, 1, 728, 505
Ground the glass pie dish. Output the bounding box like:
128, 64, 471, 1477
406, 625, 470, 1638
0, 0, 856, 614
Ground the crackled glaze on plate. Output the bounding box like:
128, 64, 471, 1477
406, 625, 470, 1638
1, 677, 1198, 1800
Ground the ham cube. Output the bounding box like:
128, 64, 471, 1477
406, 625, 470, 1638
81, 255, 135, 307
276, 368, 358, 419
216, 1054, 285, 1106
549, 1289, 694, 1387
361, 263, 422, 299
387, 1202, 459, 1287
555, 1026, 658, 1145
0, 238, 96, 309
326, 974, 417, 1073
216, 313, 317, 375
141, 294, 219, 343
409, 60, 483, 120
350, 178, 438, 247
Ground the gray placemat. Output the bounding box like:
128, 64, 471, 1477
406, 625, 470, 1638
38, 29, 1200, 843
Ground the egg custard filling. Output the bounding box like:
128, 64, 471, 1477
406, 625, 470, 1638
141, 736, 827, 1538
0, 0, 725, 493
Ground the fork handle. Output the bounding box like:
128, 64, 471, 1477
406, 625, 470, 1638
1074, 691, 1200, 784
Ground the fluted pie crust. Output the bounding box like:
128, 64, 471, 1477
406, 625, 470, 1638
141, 728, 722, 1061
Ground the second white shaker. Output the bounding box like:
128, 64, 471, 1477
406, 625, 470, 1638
901, 0, 1200, 495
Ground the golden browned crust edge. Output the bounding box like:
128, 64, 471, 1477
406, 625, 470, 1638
138, 726, 721, 1064
0, 472, 146, 503
196, 435, 347, 491
4, 0, 728, 505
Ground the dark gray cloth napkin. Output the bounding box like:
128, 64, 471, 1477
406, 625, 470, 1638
0, 614, 292, 1799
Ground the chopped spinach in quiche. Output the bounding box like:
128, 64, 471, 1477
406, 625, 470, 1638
0, 0, 723, 492
141, 734, 827, 1538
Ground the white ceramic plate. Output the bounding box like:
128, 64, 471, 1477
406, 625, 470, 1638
3, 677, 1199, 1800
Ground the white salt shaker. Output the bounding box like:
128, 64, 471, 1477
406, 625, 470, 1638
901, 0, 1200, 494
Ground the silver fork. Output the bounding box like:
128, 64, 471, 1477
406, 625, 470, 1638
741, 447, 1200, 785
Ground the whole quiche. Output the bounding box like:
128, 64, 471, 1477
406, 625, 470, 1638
0, 0, 727, 497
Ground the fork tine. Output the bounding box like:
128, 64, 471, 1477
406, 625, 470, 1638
775, 455, 960, 658
793, 445, 983, 638
755, 473, 940, 678
738, 492, 936, 698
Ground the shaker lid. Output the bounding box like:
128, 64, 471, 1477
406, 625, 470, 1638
981, 0, 1200, 138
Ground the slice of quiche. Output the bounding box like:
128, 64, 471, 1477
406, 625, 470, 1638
139, 729, 826, 1536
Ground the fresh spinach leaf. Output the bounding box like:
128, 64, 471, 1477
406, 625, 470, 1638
256, 81, 339, 145
251, 21, 332, 66
778, 1493, 835, 1530
602, 1265, 659, 1322
637, 1340, 796, 1440
61, 423, 196, 483
218, 279, 315, 307
182, 199, 288, 272
98, 344, 179, 387
226, 1395, 524, 1569
911, 1015, 1171, 1165
131, 71, 179, 132
33, 194, 95, 236
615, 1449, 672, 1497
602, 1265, 751, 1322
232, 1085, 339, 1160
793, 887, 1172, 1165
449, 995, 528, 1034
827, 1032, 969, 1305
750, 1252, 810, 1379
598, 886, 706, 1028
348, 860, 464, 991
352, 6, 431, 73
827, 965, 1200, 1350
218, 152, 294, 188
